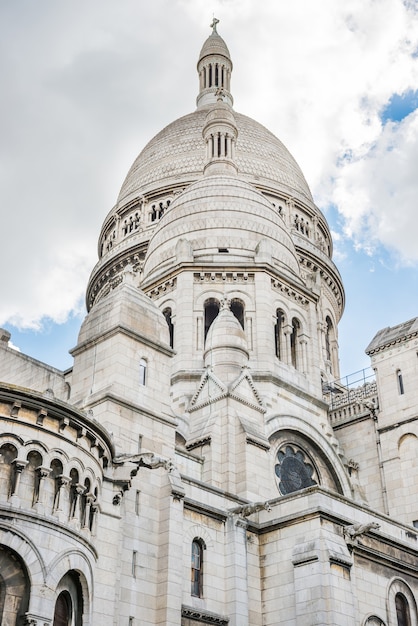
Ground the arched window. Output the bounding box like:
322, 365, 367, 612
325, 316, 332, 362
191, 539, 204, 597
0, 442, 17, 464
53, 571, 83, 626
396, 592, 411, 626
26, 450, 43, 506
204, 298, 220, 340
163, 308, 174, 348
275, 309, 285, 359
53, 590, 72, 626
290, 318, 300, 368
0, 443, 17, 498
139, 358, 147, 386
50, 458, 64, 512
230, 298, 245, 329
397, 369, 405, 395
69, 468, 79, 518
0, 547, 29, 624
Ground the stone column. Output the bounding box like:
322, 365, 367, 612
82, 493, 95, 531
283, 324, 293, 366
69, 483, 85, 529
299, 334, 309, 375
225, 516, 249, 626
33, 466, 51, 513
53, 475, 70, 522
220, 132, 226, 157
10, 459, 28, 504
155, 474, 184, 626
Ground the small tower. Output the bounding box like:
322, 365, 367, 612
197, 18, 233, 108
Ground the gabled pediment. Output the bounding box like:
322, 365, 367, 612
188, 367, 228, 412
229, 367, 266, 413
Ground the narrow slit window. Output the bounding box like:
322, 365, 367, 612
139, 359, 147, 386
163, 308, 174, 348
397, 369, 405, 395
191, 539, 204, 597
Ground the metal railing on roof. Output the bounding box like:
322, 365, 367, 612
323, 366, 376, 413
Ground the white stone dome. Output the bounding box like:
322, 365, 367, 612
117, 108, 314, 207
198, 27, 231, 64
142, 173, 301, 285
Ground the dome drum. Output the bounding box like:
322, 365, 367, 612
142, 175, 302, 286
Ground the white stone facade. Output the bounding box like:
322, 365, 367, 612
0, 21, 418, 626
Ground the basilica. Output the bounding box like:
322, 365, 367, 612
1, 21, 418, 626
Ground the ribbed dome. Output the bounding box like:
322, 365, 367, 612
142, 173, 301, 285
117, 108, 313, 206
198, 29, 231, 64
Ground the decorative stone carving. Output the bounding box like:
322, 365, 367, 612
181, 604, 229, 625
229, 500, 271, 517
343, 521, 380, 543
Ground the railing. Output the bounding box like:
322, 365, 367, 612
323, 367, 378, 426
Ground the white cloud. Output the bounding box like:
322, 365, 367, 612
332, 111, 418, 263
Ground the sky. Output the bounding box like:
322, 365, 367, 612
1, 0, 418, 378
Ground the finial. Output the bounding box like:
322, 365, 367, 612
220, 296, 231, 310
210, 17, 219, 33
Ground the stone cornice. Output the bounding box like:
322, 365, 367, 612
181, 605, 229, 625
70, 323, 174, 358
83, 390, 178, 428
0, 383, 114, 462
366, 330, 418, 355
253, 371, 328, 411
0, 511, 98, 559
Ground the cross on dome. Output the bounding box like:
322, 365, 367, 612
210, 17, 219, 33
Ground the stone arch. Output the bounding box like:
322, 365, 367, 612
184, 524, 214, 549
46, 449, 70, 467
387, 577, 418, 626
363, 616, 386, 625
224, 288, 253, 312
0, 523, 47, 583
0, 441, 18, 499
23, 439, 49, 455
47, 550, 94, 625
398, 434, 418, 523
266, 414, 351, 497
0, 433, 24, 448
398, 433, 418, 451
52, 570, 85, 626
67, 457, 86, 478
0, 544, 30, 625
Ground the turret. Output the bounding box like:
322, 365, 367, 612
197, 19, 233, 108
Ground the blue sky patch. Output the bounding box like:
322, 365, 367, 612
381, 89, 418, 123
